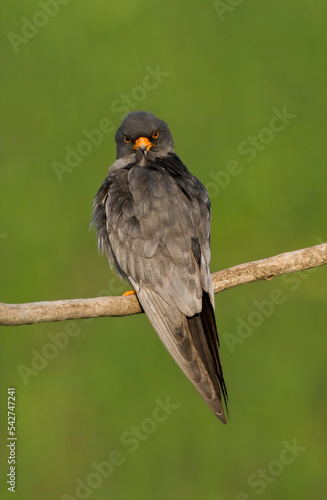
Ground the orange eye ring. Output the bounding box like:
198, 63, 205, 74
152, 130, 159, 139
124, 136, 131, 143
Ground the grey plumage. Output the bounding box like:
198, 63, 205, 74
91, 111, 228, 422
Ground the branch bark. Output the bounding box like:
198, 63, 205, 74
1, 243, 326, 326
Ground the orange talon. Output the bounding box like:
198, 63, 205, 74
123, 290, 137, 297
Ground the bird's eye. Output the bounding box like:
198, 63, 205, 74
152, 130, 159, 139
124, 136, 131, 143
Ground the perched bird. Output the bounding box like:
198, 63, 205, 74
91, 111, 228, 422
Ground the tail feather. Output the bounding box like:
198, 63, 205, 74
187, 292, 228, 412
135, 284, 228, 422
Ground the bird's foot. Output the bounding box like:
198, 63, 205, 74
123, 290, 136, 297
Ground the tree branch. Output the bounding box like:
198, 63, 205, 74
1, 243, 326, 326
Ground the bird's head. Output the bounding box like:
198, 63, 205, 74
115, 111, 174, 161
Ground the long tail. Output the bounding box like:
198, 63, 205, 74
187, 292, 228, 417
136, 286, 228, 423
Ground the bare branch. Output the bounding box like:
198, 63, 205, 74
211, 242, 327, 292
1, 243, 326, 326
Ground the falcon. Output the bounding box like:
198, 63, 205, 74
91, 111, 228, 422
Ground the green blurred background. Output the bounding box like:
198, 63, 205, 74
1, 1, 327, 499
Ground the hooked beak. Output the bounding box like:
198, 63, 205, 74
133, 136, 153, 153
